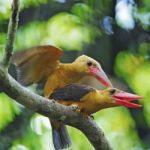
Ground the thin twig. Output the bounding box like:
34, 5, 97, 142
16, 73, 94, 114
3, 0, 20, 68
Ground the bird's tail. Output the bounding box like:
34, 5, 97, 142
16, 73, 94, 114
50, 119, 71, 150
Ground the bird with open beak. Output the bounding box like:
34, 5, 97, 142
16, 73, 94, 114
11, 45, 113, 150
11, 45, 112, 97
49, 83, 143, 150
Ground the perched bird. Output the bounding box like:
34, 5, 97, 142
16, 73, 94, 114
50, 83, 143, 150
10, 45, 112, 97
10, 45, 112, 150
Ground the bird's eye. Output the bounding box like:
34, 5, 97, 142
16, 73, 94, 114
109, 88, 116, 95
87, 61, 93, 67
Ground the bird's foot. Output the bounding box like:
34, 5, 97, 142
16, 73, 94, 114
71, 104, 81, 113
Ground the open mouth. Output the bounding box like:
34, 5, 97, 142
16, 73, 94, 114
113, 91, 143, 108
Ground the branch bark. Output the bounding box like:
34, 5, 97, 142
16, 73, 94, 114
0, 67, 112, 150
3, 0, 20, 67
0, 0, 112, 150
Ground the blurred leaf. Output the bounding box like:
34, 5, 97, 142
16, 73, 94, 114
10, 144, 30, 150
0, 0, 11, 20
115, 51, 145, 82
15, 12, 98, 51
115, 50, 150, 127
0, 93, 20, 130
21, 0, 49, 8
47, 12, 95, 50
95, 107, 143, 150
132, 63, 150, 126
0, 0, 49, 20
71, 3, 94, 22
15, 21, 47, 49
12, 125, 43, 150
68, 127, 94, 150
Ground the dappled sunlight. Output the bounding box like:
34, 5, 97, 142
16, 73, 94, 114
47, 12, 93, 50
15, 21, 47, 49
15, 12, 95, 51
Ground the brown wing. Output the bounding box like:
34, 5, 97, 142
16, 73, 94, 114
50, 83, 95, 101
10, 45, 63, 86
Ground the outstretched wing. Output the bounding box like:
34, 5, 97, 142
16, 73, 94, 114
50, 83, 95, 101
11, 45, 63, 86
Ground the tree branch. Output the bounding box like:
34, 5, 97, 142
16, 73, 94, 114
3, 0, 20, 67
0, 0, 112, 149
0, 66, 112, 150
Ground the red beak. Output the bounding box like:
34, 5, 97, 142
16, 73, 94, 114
113, 91, 143, 108
89, 67, 113, 87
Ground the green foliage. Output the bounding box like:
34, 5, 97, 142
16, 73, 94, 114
68, 127, 94, 150
15, 12, 98, 51
0, 0, 11, 19
10, 114, 94, 150
46, 12, 96, 50
0, 0, 150, 149
10, 115, 51, 150
132, 64, 150, 126
0, 32, 6, 59
0, 0, 49, 20
71, 3, 94, 22
96, 107, 143, 150
115, 44, 150, 127
15, 21, 47, 49
115, 51, 145, 83
0, 93, 20, 130
11, 128, 43, 150
21, 0, 49, 8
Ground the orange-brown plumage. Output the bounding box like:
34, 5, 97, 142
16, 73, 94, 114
11, 45, 62, 85
50, 84, 142, 115
11, 45, 114, 150
11, 45, 112, 98
49, 83, 142, 150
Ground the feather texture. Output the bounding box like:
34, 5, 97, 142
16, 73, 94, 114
50, 83, 95, 101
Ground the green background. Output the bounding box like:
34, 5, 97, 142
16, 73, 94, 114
0, 0, 150, 150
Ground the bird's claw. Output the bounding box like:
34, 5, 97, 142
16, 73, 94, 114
71, 104, 81, 113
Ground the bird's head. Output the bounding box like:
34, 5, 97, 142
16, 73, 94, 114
99, 88, 143, 108
73, 55, 112, 87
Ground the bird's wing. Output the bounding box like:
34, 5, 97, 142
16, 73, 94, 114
11, 45, 63, 86
50, 83, 95, 101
